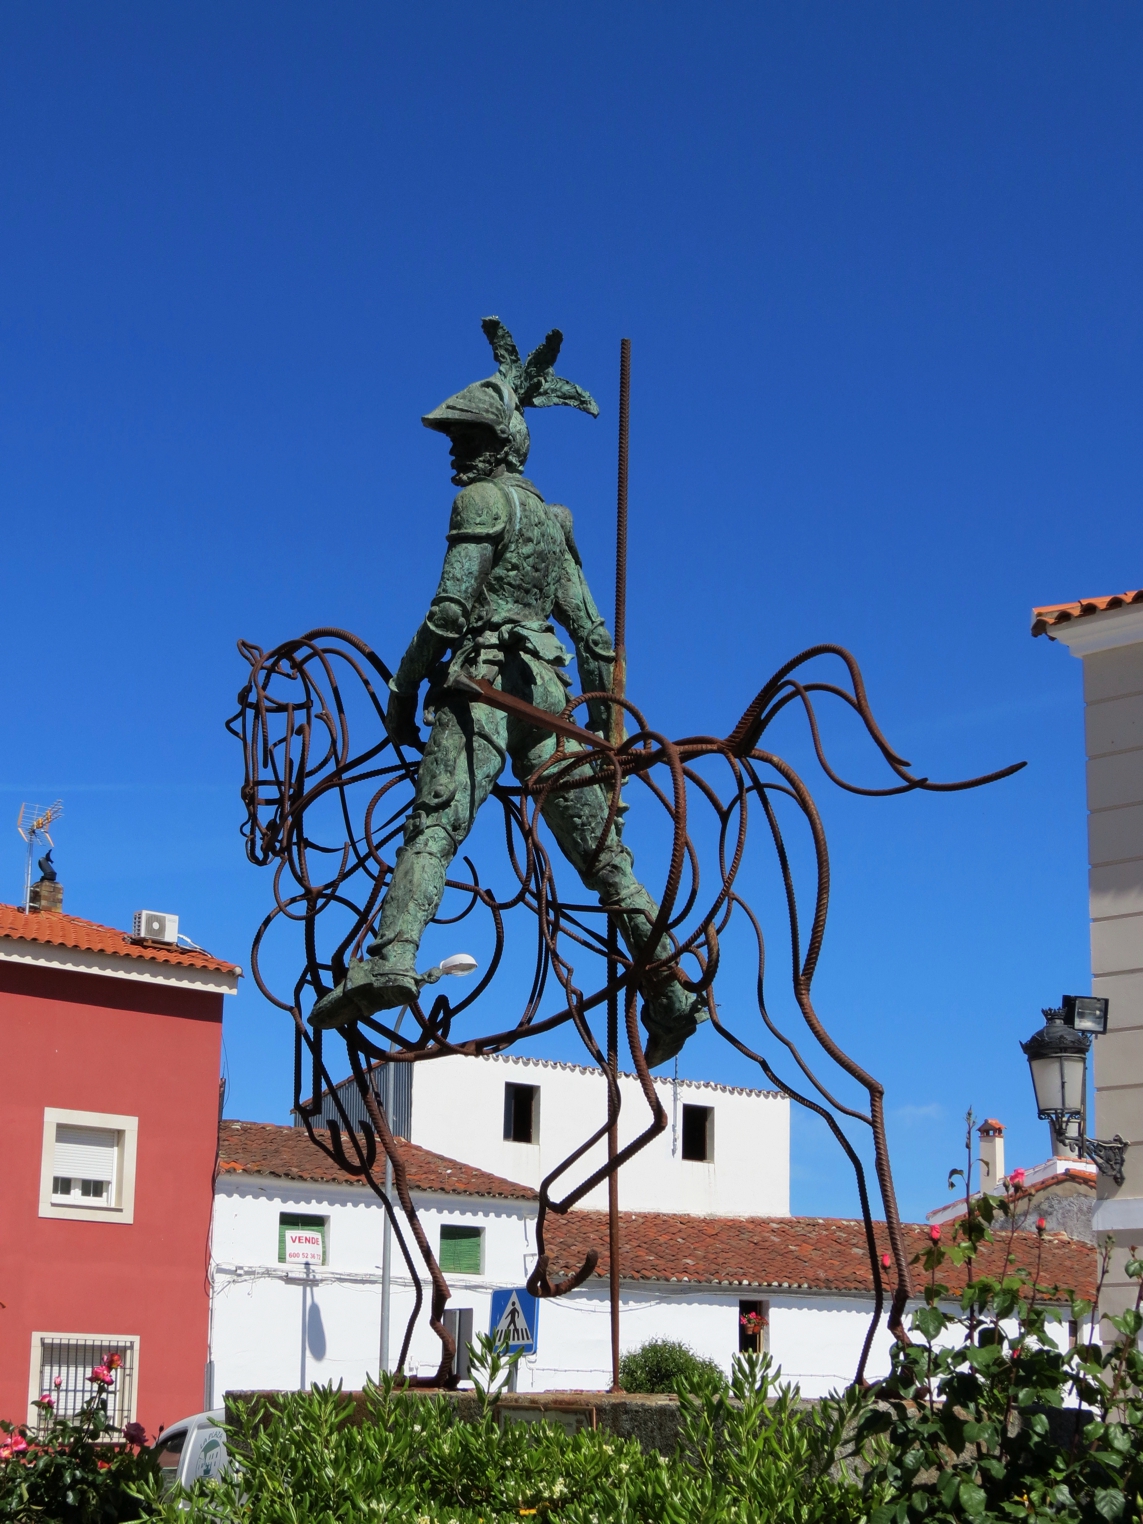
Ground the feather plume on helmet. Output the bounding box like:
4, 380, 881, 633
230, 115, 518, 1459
423, 317, 598, 474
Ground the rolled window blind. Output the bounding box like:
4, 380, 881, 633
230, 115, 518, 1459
54, 1125, 118, 1183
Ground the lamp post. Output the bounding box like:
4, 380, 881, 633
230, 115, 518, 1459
1021, 1003, 1127, 1185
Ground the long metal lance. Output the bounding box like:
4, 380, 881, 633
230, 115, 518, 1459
608, 336, 631, 1391
612, 337, 631, 732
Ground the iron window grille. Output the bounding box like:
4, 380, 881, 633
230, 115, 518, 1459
34, 1336, 137, 1431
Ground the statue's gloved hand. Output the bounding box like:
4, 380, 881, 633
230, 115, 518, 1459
386, 691, 422, 750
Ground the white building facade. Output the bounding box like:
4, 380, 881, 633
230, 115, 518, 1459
305, 1051, 790, 1218
208, 1122, 1092, 1402
1034, 590, 1143, 1328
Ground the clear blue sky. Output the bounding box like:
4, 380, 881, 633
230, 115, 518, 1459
1, 4, 1139, 1224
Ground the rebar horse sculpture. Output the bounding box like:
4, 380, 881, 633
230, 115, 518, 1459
228, 325, 1023, 1389
229, 632, 1023, 1383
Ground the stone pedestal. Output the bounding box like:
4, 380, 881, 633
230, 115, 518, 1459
228, 1388, 682, 1453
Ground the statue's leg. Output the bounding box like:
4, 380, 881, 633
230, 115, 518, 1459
310, 696, 507, 1027
507, 663, 700, 1066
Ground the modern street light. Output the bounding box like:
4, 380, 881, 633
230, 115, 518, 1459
1021, 1000, 1127, 1185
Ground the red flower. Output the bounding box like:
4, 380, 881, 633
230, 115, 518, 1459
881, 1253, 892, 1269
1009, 1167, 1026, 1188
88, 1365, 113, 1386
1036, 1216, 1047, 1233
929, 1225, 941, 1243
106, 1352, 122, 1371
4, 1436, 28, 1457
123, 1421, 147, 1446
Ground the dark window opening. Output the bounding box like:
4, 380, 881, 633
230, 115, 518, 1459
504, 1083, 539, 1144
444, 1307, 474, 1379
681, 1104, 714, 1162
739, 1299, 769, 1354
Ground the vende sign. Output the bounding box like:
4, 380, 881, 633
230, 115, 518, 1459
284, 1229, 323, 1264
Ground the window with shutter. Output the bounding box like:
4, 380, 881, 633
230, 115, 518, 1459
39, 1109, 138, 1223
439, 1225, 483, 1274
52, 1125, 119, 1205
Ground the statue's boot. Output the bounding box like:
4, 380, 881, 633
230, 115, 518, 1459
599, 889, 702, 1067
309, 950, 421, 1030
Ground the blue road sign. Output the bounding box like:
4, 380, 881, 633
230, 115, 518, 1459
489, 1287, 539, 1354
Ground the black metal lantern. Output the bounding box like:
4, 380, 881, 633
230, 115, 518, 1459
1021, 1005, 1127, 1184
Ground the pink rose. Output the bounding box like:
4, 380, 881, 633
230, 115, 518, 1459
7, 1436, 28, 1455
38, 1394, 54, 1408
88, 1365, 113, 1385
930, 1225, 941, 1243
881, 1253, 892, 1269
53, 1377, 62, 1388
1009, 1167, 1026, 1187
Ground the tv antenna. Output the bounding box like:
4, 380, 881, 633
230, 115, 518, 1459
17, 801, 63, 912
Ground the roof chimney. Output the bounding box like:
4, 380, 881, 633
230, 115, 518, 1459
978, 1118, 1005, 1188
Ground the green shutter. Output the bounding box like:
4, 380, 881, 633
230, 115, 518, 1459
278, 1213, 327, 1264
439, 1225, 482, 1274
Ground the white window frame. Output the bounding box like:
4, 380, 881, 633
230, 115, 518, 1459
39, 1108, 138, 1224
27, 1331, 140, 1428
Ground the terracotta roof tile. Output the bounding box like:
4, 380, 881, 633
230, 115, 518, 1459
1031, 590, 1143, 638
0, 902, 240, 976
218, 1120, 538, 1201
542, 1211, 1095, 1300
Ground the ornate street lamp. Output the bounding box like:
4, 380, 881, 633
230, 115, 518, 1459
1021, 1002, 1127, 1184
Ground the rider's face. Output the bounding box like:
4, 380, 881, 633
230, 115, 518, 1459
447, 425, 503, 485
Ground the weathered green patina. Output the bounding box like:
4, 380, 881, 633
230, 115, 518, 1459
309, 319, 700, 1064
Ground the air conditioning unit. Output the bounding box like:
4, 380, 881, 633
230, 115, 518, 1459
133, 910, 179, 944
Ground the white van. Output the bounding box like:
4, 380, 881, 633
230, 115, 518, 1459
153, 1410, 228, 1493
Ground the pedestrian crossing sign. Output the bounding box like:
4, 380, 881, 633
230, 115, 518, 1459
489, 1287, 538, 1353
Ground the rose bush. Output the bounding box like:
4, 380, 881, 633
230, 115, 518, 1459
0, 1354, 158, 1522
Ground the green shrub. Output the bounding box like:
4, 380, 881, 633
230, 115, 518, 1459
32, 1192, 1143, 1524
146, 1339, 864, 1524
618, 1336, 727, 1395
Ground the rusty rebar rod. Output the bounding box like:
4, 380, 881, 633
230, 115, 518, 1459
607, 916, 622, 1391
610, 336, 630, 746
607, 336, 631, 1389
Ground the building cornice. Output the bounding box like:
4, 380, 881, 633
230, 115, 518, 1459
0, 935, 240, 995
1041, 603, 1143, 659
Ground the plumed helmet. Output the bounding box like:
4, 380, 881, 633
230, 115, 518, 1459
423, 318, 598, 472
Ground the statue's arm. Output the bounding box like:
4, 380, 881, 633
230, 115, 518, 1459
389, 539, 494, 695
550, 505, 616, 733
386, 483, 506, 742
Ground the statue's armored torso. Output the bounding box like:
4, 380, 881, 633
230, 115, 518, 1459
429, 473, 589, 688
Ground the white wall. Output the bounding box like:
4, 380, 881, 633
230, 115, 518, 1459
1049, 611, 1143, 1328
209, 1174, 938, 1406
209, 1175, 538, 1400
407, 1052, 789, 1217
